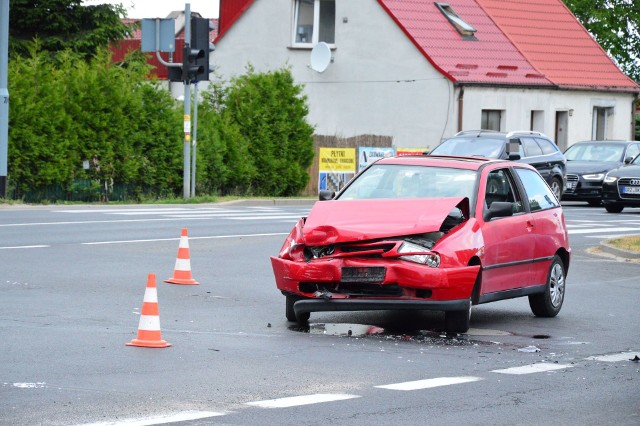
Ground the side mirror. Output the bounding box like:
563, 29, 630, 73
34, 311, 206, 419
483, 201, 513, 221
624, 156, 634, 164
319, 190, 335, 201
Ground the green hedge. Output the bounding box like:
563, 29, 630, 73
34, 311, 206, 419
6, 49, 315, 202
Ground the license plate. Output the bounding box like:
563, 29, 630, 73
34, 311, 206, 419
566, 182, 577, 190
621, 186, 640, 194
341, 267, 386, 283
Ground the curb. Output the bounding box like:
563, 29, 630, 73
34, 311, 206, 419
599, 240, 640, 259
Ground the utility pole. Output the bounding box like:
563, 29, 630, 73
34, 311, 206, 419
182, 3, 192, 199
0, 0, 10, 198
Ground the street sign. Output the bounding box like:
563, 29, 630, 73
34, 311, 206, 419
141, 18, 176, 53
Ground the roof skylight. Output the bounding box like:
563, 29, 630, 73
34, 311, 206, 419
435, 2, 477, 40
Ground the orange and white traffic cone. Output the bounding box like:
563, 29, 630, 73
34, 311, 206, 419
126, 273, 171, 348
165, 228, 199, 285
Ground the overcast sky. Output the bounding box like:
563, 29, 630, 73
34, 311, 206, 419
83, 1, 220, 19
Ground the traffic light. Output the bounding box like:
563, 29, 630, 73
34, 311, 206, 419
182, 42, 205, 83
190, 17, 215, 82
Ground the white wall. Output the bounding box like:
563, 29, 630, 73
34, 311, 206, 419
459, 87, 636, 148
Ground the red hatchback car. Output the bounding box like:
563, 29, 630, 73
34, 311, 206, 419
271, 155, 571, 333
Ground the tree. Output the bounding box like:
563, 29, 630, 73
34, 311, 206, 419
563, 0, 640, 82
9, 0, 133, 59
221, 66, 315, 196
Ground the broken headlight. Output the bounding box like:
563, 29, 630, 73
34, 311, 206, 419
398, 241, 440, 267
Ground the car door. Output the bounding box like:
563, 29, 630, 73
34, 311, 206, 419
479, 167, 535, 294
514, 167, 567, 287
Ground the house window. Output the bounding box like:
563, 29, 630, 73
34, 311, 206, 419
435, 2, 477, 40
481, 110, 503, 131
592, 107, 612, 140
530, 110, 544, 132
293, 0, 335, 46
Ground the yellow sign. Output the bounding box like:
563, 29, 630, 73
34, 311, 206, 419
319, 148, 356, 172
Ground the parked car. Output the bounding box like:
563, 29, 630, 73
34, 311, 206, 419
562, 140, 640, 205
429, 130, 567, 200
602, 153, 640, 213
271, 155, 571, 333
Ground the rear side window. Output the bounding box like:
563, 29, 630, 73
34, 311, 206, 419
515, 168, 560, 211
536, 138, 559, 155
520, 137, 543, 156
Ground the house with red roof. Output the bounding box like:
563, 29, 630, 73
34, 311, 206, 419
211, 0, 638, 150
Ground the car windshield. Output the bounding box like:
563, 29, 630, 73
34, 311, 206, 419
338, 164, 478, 201
430, 137, 505, 158
564, 143, 624, 162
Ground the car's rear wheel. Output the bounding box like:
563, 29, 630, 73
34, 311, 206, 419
605, 204, 624, 213
444, 301, 471, 333
550, 177, 563, 200
286, 294, 310, 324
529, 255, 565, 317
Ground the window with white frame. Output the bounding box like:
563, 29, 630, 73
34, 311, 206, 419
592, 106, 613, 140
292, 0, 335, 46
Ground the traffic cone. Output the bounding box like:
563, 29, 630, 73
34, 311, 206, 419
165, 228, 199, 285
127, 273, 171, 348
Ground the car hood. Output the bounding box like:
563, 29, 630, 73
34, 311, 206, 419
302, 197, 467, 246
607, 164, 640, 178
566, 160, 618, 174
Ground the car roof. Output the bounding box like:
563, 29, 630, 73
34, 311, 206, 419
374, 154, 508, 171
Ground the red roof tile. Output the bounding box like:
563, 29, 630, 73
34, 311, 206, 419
476, 0, 639, 91
377, 0, 553, 86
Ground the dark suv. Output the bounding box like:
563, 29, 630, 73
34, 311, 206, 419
429, 130, 567, 199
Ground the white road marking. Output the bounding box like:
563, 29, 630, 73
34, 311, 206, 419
246, 393, 361, 408
568, 227, 639, 234
375, 376, 483, 391
0, 245, 50, 249
585, 351, 640, 362
491, 363, 573, 375
82, 232, 288, 245
74, 410, 226, 425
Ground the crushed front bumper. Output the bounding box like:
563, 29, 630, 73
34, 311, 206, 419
270, 256, 480, 313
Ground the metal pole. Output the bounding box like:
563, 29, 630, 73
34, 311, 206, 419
182, 3, 191, 199
0, 0, 10, 198
191, 82, 198, 197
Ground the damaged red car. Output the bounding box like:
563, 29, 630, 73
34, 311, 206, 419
271, 155, 570, 333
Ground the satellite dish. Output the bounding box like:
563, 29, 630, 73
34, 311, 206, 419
309, 42, 332, 73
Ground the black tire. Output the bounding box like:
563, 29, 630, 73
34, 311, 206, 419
605, 204, 624, 213
445, 301, 471, 333
285, 295, 310, 324
550, 177, 563, 201
529, 255, 565, 317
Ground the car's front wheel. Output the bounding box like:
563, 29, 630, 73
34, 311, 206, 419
445, 301, 471, 333
529, 255, 565, 317
605, 204, 624, 213
286, 294, 310, 324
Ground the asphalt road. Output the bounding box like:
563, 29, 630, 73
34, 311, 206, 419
1, 200, 639, 425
